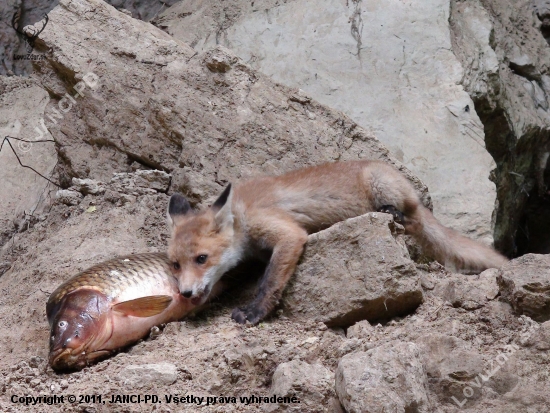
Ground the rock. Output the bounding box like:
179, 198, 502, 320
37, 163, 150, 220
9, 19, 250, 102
522, 319, 550, 350
416, 334, 480, 379
346, 320, 375, 340
416, 333, 519, 405
266, 360, 335, 412
432, 268, 500, 310
534, 0, 550, 44
335, 341, 431, 413
71, 178, 106, 195
110, 170, 171, 195
283, 213, 422, 327
203, 46, 237, 73
0, 76, 57, 247
0, 0, 55, 76
133, 170, 171, 192
27, 356, 43, 368
157, 0, 497, 245
32, 0, 429, 209
118, 363, 177, 388
451, 0, 550, 256
497, 254, 550, 321
1, 0, 176, 77
55, 189, 83, 206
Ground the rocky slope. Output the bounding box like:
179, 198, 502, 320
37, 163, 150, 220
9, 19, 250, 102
156, 0, 550, 256
1, 0, 550, 412
450, 0, 550, 257
154, 0, 499, 245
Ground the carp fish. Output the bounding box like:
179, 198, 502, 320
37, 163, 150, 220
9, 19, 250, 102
47, 253, 212, 371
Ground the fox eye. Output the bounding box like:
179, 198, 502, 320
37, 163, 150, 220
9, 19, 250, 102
195, 254, 208, 264
173, 262, 180, 270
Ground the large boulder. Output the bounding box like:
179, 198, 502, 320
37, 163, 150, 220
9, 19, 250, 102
283, 213, 422, 327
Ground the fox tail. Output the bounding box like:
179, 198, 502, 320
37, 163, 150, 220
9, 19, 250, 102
405, 205, 508, 272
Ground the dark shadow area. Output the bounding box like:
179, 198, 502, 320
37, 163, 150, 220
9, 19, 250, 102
516, 155, 550, 255
534, 0, 550, 46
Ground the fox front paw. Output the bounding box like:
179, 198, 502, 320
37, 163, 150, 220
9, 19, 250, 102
231, 305, 266, 325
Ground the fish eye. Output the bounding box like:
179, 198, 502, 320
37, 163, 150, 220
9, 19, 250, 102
58, 321, 67, 328
172, 262, 180, 270
195, 254, 208, 265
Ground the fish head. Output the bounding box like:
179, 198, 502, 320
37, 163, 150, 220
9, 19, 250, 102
48, 289, 111, 371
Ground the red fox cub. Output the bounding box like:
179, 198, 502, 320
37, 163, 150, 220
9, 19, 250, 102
167, 160, 508, 324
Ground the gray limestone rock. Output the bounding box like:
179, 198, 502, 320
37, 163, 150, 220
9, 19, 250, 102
497, 254, 550, 322
336, 341, 431, 413
118, 362, 178, 388
267, 360, 335, 412
284, 213, 422, 327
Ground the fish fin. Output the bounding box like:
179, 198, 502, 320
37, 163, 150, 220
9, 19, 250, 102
112, 295, 173, 317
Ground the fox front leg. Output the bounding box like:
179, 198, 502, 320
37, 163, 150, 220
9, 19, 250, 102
231, 217, 308, 325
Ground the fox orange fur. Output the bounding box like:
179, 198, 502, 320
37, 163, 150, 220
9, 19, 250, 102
167, 160, 508, 324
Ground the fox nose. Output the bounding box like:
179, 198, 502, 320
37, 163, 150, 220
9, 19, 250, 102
181, 290, 193, 298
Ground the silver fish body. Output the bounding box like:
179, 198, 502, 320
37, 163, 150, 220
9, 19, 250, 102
47, 253, 196, 371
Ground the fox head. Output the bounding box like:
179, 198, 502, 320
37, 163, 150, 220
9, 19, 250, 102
167, 185, 240, 305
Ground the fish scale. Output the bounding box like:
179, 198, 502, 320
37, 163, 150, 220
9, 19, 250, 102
47, 253, 174, 312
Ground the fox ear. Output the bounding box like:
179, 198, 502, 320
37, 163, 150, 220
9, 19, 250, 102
167, 193, 191, 229
212, 184, 233, 231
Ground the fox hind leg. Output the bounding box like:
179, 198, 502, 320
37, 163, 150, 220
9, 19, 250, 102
377, 205, 405, 225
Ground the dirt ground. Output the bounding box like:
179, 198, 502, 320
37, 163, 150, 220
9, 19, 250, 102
0, 181, 549, 412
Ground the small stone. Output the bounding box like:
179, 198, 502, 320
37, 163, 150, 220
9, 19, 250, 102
110, 170, 170, 195
134, 170, 171, 192
268, 360, 334, 411
149, 325, 162, 339
119, 194, 136, 205
71, 178, 106, 195
346, 320, 375, 339
204, 46, 237, 73
289, 89, 312, 104
118, 363, 177, 388
55, 189, 83, 206
28, 356, 43, 368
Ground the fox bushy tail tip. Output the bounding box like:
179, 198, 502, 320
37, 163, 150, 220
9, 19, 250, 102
407, 205, 508, 272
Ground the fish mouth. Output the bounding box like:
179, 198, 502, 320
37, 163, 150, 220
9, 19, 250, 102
49, 348, 88, 372
50, 347, 113, 372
